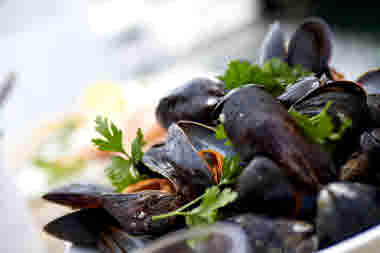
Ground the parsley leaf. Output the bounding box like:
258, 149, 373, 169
92, 116, 127, 156
218, 59, 312, 96
289, 102, 352, 149
92, 116, 147, 192
220, 154, 242, 185
152, 186, 237, 227
105, 156, 146, 192
186, 187, 237, 226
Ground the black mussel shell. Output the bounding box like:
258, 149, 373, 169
258, 21, 287, 66
221, 85, 335, 190
97, 227, 149, 253
317, 182, 380, 249
101, 190, 184, 236
234, 156, 316, 219
177, 121, 234, 157
44, 208, 119, 245
156, 77, 225, 129
292, 81, 367, 126
132, 222, 252, 253
228, 214, 317, 253
277, 75, 321, 108
143, 123, 215, 200
42, 183, 114, 209
340, 128, 380, 183
287, 17, 333, 76
357, 68, 380, 94
367, 95, 380, 128
340, 151, 370, 182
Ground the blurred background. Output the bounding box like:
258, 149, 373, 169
1, 0, 380, 252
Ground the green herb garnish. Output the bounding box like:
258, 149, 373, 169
289, 102, 352, 149
218, 58, 312, 96
152, 185, 237, 226
92, 116, 147, 192
214, 124, 232, 147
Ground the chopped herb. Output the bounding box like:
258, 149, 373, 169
92, 116, 147, 192
289, 102, 352, 149
214, 124, 232, 147
218, 59, 312, 96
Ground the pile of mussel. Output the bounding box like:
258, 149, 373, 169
43, 18, 380, 253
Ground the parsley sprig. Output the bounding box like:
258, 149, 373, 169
218, 59, 312, 96
289, 102, 352, 150
92, 116, 147, 192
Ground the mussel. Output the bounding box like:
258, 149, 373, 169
287, 17, 333, 76
44, 208, 149, 253
342, 128, 380, 184
357, 68, 380, 95
277, 75, 322, 108
233, 156, 316, 219
317, 182, 380, 249
292, 80, 368, 132
228, 214, 318, 253
258, 21, 287, 66
220, 85, 335, 189
156, 77, 225, 129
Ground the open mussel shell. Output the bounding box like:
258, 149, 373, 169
277, 75, 321, 108
221, 85, 335, 190
228, 214, 317, 253
293, 80, 368, 133
156, 77, 225, 129
317, 182, 380, 249
177, 121, 234, 157
357, 68, 380, 94
287, 17, 333, 76
143, 121, 231, 199
234, 156, 316, 219
42, 183, 114, 209
101, 190, 184, 236
257, 21, 286, 66
133, 222, 251, 253
44, 208, 119, 245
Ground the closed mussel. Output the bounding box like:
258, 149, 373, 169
234, 156, 316, 219
317, 182, 380, 249
287, 18, 333, 76
220, 85, 335, 190
228, 214, 318, 253
156, 77, 225, 129
257, 21, 287, 66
